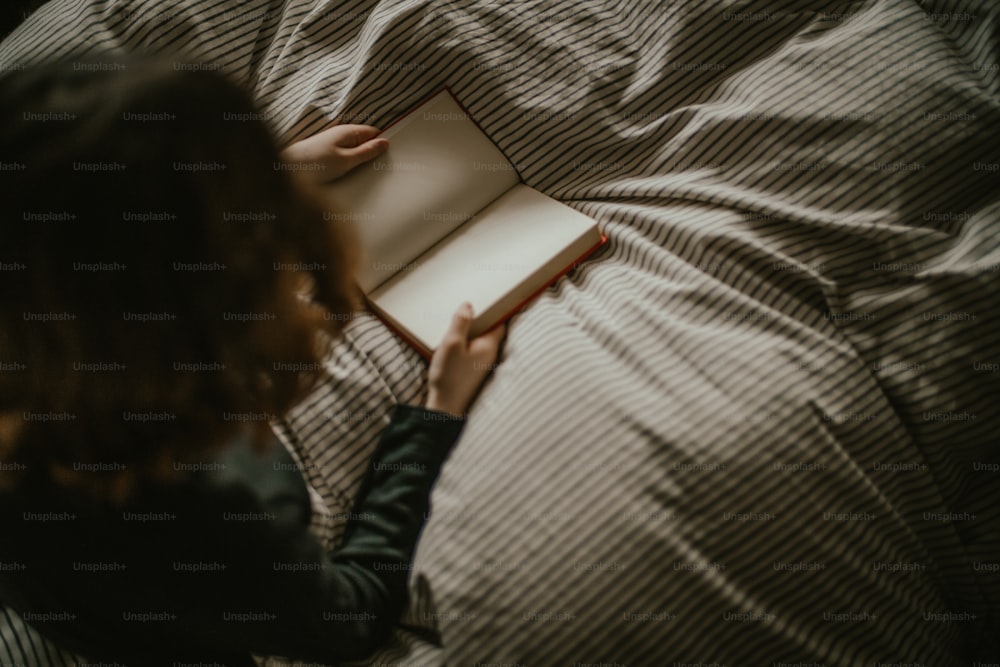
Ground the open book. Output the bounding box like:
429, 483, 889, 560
323, 88, 606, 357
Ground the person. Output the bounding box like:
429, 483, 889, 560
0, 59, 504, 664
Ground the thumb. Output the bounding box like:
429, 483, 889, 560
444, 302, 474, 343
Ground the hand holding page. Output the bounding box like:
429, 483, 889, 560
323, 88, 606, 357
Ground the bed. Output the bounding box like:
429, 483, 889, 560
2, 0, 999, 664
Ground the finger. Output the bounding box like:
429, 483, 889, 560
331, 124, 382, 147
469, 322, 506, 358
339, 138, 389, 172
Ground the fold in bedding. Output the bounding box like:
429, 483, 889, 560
2, 0, 998, 665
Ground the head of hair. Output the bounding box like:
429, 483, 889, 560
0, 58, 359, 502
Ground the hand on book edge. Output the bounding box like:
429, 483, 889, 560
280, 124, 389, 183
425, 303, 506, 418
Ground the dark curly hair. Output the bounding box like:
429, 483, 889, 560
0, 59, 359, 502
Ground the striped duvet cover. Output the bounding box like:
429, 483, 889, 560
2, 0, 998, 664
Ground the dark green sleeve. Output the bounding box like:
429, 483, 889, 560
171, 403, 466, 662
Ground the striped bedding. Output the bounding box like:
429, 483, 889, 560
3, 0, 1000, 664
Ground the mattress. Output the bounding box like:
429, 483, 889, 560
2, 0, 998, 664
